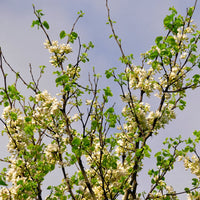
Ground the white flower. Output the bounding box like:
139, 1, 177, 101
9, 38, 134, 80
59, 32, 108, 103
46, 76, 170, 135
177, 27, 182, 34
147, 60, 153, 65
2, 106, 11, 119
86, 99, 92, 105
46, 143, 59, 152
118, 139, 123, 146
156, 47, 161, 54
72, 113, 80, 121
180, 52, 187, 59
169, 72, 176, 79
185, 27, 193, 33
44, 40, 72, 67
164, 93, 171, 99
166, 185, 174, 193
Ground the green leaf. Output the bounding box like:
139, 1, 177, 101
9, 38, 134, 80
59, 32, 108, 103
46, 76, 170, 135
0, 176, 7, 186
91, 120, 98, 130
189, 54, 197, 64
36, 9, 44, 16
192, 178, 198, 186
60, 30, 67, 39
155, 36, 163, 45
163, 15, 173, 29
188, 7, 194, 17
150, 50, 158, 59
166, 36, 176, 46
43, 21, 49, 30
169, 6, 177, 15
4, 101, 9, 107
25, 117, 32, 122
31, 20, 40, 28
71, 32, 78, 39
10, 111, 18, 121
193, 74, 200, 84
64, 84, 71, 91
184, 187, 190, 193
77, 10, 85, 17
105, 68, 114, 79
105, 107, 114, 114
103, 87, 113, 97
178, 99, 186, 110
72, 137, 81, 147
109, 34, 113, 39
157, 155, 162, 162
82, 137, 90, 147
88, 41, 94, 48
68, 32, 78, 43
193, 130, 200, 140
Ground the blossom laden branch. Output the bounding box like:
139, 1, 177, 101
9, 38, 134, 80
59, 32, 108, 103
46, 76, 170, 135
1, 1, 200, 199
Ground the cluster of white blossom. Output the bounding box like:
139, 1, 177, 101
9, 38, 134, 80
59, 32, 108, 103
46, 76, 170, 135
0, 156, 38, 199
187, 191, 200, 200
148, 181, 177, 199
79, 162, 129, 199
1, 107, 28, 197
80, 138, 130, 199
65, 65, 81, 79
33, 90, 69, 163
183, 155, 200, 178
0, 186, 19, 199
120, 94, 176, 137
44, 143, 59, 164
174, 24, 197, 59
122, 101, 151, 132
177, 155, 200, 199
126, 65, 156, 97
2, 106, 32, 153
174, 27, 188, 44
149, 104, 176, 131
141, 21, 198, 103
0, 91, 67, 198
33, 90, 62, 126
72, 113, 80, 122
44, 40, 72, 67
174, 24, 196, 43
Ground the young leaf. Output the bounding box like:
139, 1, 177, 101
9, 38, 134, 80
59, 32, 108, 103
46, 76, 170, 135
0, 176, 7, 186
60, 30, 67, 39
43, 21, 49, 29
103, 87, 113, 97
188, 7, 194, 17
31, 20, 40, 28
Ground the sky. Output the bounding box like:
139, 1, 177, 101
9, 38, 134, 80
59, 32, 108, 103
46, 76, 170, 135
0, 0, 200, 199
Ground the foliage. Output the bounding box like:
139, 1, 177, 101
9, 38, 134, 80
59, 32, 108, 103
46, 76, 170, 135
0, 0, 200, 199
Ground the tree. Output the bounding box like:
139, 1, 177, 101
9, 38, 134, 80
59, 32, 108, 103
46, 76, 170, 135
0, 0, 200, 199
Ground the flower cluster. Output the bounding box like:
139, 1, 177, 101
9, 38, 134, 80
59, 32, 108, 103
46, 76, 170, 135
183, 155, 200, 178
177, 154, 200, 199
65, 65, 81, 79
126, 65, 156, 97
44, 143, 60, 164
33, 90, 62, 127
148, 183, 177, 200
82, 146, 129, 199
187, 191, 200, 200
44, 40, 72, 67
2, 106, 31, 153
0, 91, 65, 198
174, 27, 189, 44
120, 95, 176, 136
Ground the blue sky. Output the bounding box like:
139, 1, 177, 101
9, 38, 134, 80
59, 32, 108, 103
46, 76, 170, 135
0, 0, 200, 199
